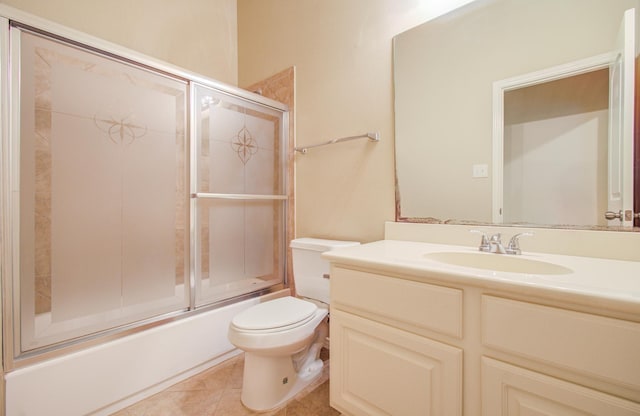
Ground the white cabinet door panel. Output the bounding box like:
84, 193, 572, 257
482, 357, 640, 416
331, 309, 462, 416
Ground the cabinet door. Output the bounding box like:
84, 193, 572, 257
330, 309, 462, 416
482, 357, 640, 415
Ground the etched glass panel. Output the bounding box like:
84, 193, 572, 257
193, 85, 286, 307
17, 29, 188, 351
195, 199, 285, 304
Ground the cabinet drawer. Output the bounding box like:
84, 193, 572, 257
331, 267, 462, 338
482, 295, 640, 390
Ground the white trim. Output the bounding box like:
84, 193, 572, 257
620, 8, 636, 227
491, 53, 618, 224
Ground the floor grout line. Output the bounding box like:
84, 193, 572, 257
110, 349, 339, 416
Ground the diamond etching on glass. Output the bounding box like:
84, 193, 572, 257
231, 124, 258, 164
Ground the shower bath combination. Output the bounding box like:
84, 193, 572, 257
2, 18, 289, 365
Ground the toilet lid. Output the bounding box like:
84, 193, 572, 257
231, 296, 318, 331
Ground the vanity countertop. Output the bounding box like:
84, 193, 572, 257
322, 240, 640, 315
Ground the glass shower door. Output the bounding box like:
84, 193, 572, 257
14, 28, 189, 353
192, 84, 287, 307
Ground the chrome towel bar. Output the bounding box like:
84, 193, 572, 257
294, 132, 379, 154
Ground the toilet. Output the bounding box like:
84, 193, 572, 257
228, 238, 359, 412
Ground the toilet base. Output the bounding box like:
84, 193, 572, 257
240, 351, 324, 412
232, 308, 330, 412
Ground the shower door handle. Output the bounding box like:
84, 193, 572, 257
191, 192, 288, 200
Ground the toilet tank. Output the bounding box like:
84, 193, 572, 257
290, 238, 360, 305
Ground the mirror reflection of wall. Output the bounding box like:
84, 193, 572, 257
393, 0, 638, 228
503, 69, 609, 226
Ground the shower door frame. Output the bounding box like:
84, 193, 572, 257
190, 82, 290, 308
0, 5, 289, 370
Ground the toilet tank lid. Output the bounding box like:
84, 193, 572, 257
290, 238, 360, 252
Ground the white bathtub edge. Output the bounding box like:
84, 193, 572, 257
5, 295, 265, 416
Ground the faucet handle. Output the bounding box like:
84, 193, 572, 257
506, 232, 533, 255
470, 230, 491, 252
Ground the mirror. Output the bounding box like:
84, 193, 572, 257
393, 0, 639, 230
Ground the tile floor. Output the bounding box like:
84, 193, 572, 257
111, 349, 339, 416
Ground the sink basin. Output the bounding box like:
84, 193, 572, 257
423, 252, 573, 275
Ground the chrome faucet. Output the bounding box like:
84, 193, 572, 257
470, 230, 491, 252
471, 230, 533, 255
489, 233, 506, 254
505, 232, 533, 255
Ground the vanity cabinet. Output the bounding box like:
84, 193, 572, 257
329, 264, 640, 416
330, 267, 463, 416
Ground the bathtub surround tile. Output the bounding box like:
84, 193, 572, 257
112, 351, 338, 416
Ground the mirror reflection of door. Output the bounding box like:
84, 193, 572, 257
497, 7, 636, 228
503, 70, 609, 227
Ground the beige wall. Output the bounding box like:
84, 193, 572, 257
2, 1, 636, 248
3, 0, 475, 244
238, 0, 475, 243
0, 0, 238, 84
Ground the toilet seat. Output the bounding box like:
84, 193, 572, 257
228, 296, 328, 353
231, 296, 318, 333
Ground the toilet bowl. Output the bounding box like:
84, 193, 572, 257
228, 296, 328, 411
227, 238, 359, 412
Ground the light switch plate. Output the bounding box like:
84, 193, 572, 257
472, 164, 488, 178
